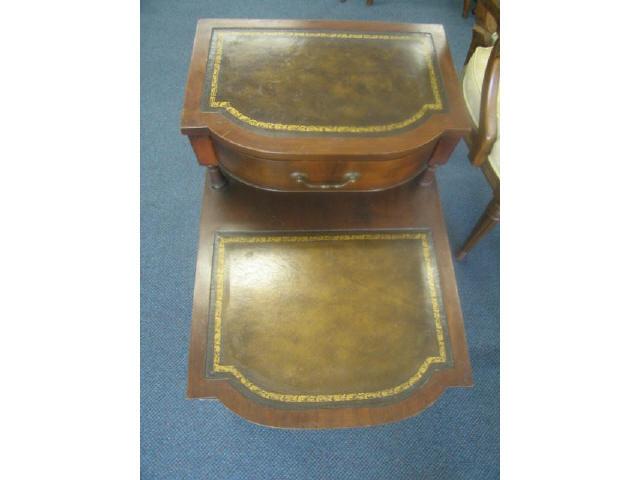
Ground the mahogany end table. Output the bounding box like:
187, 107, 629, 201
181, 19, 472, 428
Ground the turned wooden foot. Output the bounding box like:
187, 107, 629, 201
208, 166, 227, 189
367, 0, 373, 5
456, 196, 499, 260
418, 165, 437, 187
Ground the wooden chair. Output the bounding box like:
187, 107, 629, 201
463, 0, 473, 18
457, 39, 500, 260
464, 0, 499, 64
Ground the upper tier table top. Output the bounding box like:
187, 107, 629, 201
181, 19, 469, 160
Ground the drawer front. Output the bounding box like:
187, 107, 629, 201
216, 143, 436, 192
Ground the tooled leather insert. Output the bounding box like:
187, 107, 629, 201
202, 30, 446, 135
206, 231, 453, 407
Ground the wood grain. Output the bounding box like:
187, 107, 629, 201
187, 175, 473, 428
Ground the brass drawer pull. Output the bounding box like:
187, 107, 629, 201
290, 171, 361, 190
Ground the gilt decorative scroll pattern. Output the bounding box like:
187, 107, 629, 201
207, 232, 452, 405
204, 30, 445, 134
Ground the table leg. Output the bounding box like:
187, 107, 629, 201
208, 166, 227, 190
418, 165, 437, 187
419, 135, 462, 187
188, 135, 228, 190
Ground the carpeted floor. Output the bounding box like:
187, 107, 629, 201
141, 1, 499, 478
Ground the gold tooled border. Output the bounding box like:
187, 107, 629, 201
208, 31, 444, 133
211, 232, 448, 403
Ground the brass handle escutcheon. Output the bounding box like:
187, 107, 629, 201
290, 171, 361, 190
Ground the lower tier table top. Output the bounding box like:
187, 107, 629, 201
187, 176, 472, 428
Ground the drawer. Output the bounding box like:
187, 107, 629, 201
215, 142, 437, 192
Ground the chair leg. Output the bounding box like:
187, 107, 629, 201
463, 0, 472, 17
366, 0, 373, 5
456, 196, 499, 260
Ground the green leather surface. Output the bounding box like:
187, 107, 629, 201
202, 29, 446, 134
207, 231, 452, 407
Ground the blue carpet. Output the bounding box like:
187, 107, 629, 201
141, 1, 499, 478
